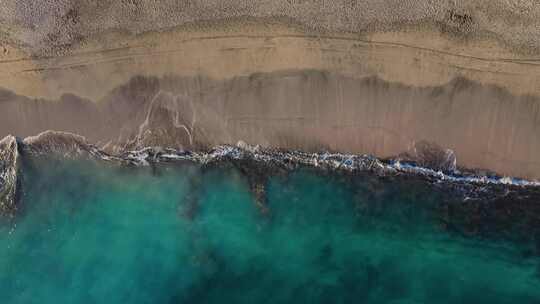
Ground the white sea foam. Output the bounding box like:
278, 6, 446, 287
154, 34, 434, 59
2, 131, 539, 196
113, 143, 540, 188
2, 135, 540, 216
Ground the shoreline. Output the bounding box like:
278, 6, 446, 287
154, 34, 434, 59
1, 130, 540, 249
2, 130, 540, 218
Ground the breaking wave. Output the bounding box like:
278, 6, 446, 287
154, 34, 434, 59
1, 130, 540, 216
119, 142, 540, 188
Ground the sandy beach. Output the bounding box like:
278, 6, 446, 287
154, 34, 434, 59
1, 1, 540, 179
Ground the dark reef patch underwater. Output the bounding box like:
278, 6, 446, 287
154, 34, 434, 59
1, 153, 540, 303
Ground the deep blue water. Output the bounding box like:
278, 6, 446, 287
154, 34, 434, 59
1, 158, 539, 303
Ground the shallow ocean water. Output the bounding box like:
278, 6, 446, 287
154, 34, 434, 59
1, 158, 539, 303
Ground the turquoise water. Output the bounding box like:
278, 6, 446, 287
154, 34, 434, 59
1, 158, 539, 303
